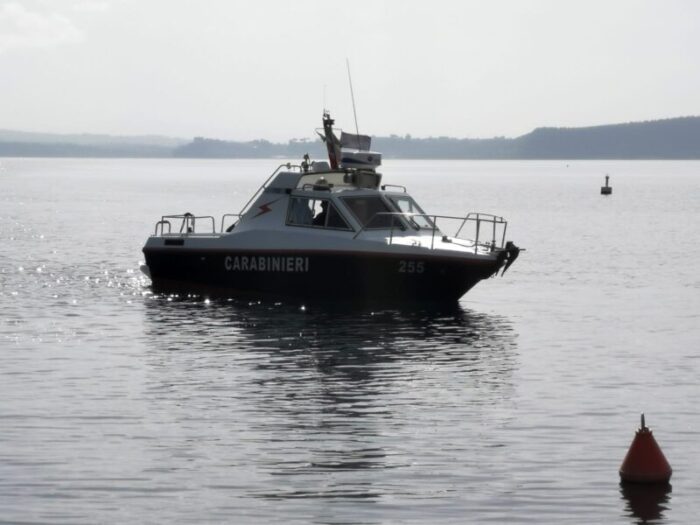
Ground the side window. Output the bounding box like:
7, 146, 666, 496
287, 197, 314, 225
327, 205, 349, 229
287, 197, 352, 230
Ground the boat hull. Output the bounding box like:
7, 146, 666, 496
143, 248, 501, 302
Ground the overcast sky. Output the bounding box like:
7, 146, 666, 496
1, 0, 698, 141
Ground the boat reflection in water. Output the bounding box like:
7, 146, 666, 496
142, 297, 518, 505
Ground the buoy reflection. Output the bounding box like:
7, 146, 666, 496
620, 482, 671, 523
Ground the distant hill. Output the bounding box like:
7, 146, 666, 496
0, 129, 187, 148
0, 130, 186, 158
1, 116, 699, 159
0, 142, 179, 158
171, 137, 326, 159
514, 117, 700, 159
172, 116, 700, 159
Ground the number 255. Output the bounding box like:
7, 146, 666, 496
398, 260, 424, 274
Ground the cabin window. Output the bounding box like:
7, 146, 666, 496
341, 196, 395, 229
286, 197, 352, 230
388, 195, 434, 229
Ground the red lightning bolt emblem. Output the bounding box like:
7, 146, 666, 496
253, 199, 279, 218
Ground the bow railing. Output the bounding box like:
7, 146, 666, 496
353, 212, 508, 253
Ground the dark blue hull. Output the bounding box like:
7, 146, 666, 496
143, 248, 501, 302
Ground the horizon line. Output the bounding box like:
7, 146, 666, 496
2, 114, 699, 145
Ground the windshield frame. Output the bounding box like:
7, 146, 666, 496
386, 194, 435, 230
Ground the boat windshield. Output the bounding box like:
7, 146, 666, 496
387, 195, 434, 229
341, 196, 395, 229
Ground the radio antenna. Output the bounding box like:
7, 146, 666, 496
346, 58, 360, 137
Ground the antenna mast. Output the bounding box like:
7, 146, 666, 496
346, 58, 360, 137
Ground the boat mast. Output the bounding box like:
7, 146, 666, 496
320, 111, 341, 169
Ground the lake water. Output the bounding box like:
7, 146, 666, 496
1, 158, 699, 523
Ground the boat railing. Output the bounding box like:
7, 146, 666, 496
236, 163, 301, 218
220, 213, 243, 233
155, 214, 217, 236
381, 184, 407, 192
154, 219, 171, 236
153, 163, 301, 237
154, 213, 245, 236
353, 212, 508, 252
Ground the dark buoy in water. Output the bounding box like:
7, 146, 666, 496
601, 174, 612, 195
619, 414, 672, 484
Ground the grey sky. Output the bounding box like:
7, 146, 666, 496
1, 0, 698, 141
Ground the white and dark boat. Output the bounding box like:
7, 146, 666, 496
141, 112, 520, 302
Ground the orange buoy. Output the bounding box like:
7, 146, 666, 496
619, 414, 672, 484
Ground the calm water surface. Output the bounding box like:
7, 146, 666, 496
1, 158, 699, 523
